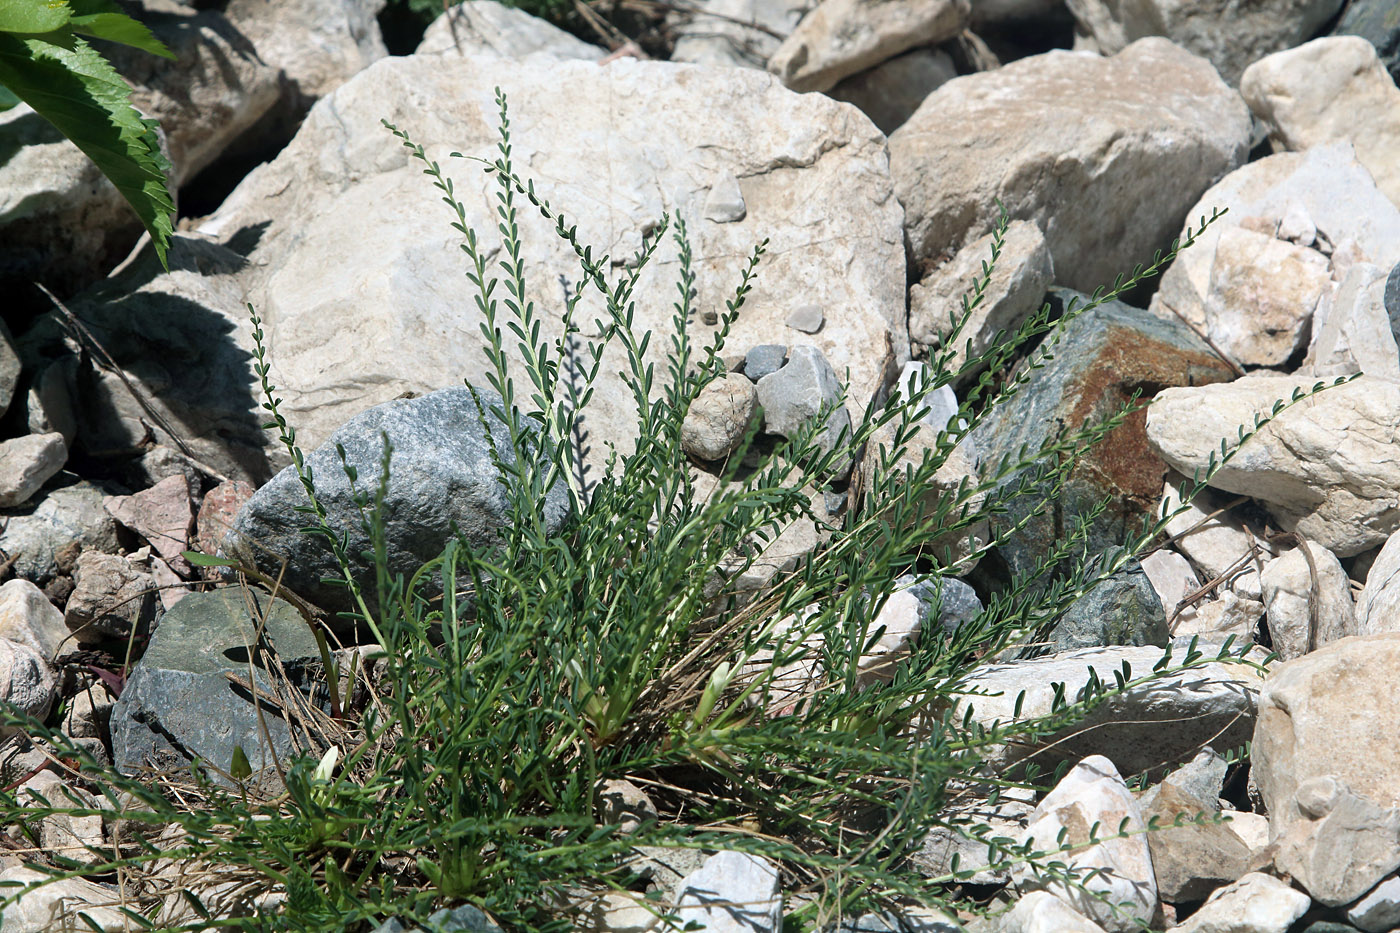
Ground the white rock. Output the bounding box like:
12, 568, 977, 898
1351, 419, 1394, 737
673, 851, 781, 933
682, 374, 759, 461
19, 772, 105, 869
1358, 527, 1400, 635
1349, 874, 1400, 933
768, 0, 969, 92
1148, 374, 1400, 558
0, 865, 138, 932
891, 363, 966, 439
998, 891, 1108, 933
1159, 476, 1269, 600
1253, 634, 1400, 905
1241, 36, 1400, 209
1203, 226, 1332, 367
671, 0, 813, 69
827, 47, 957, 136
955, 644, 1264, 778
1172, 872, 1310, 933
1175, 592, 1263, 645
577, 891, 662, 933
0, 579, 66, 663
1140, 549, 1199, 623
1014, 756, 1156, 932
1064, 0, 1342, 85
914, 785, 1035, 885
1307, 261, 1400, 380
0, 433, 67, 508
1223, 810, 1270, 857
417, 0, 604, 59
0, 638, 56, 740
225, 0, 387, 103
908, 220, 1054, 386
890, 38, 1250, 293
181, 55, 906, 478
1149, 143, 1400, 335
1261, 539, 1355, 659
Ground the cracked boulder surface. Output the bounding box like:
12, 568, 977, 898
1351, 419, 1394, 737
93, 54, 906, 479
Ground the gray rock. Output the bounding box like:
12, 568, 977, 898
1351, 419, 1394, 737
0, 477, 120, 585
64, 551, 157, 646
1333, 0, 1400, 89
1350, 875, 1400, 933
369, 905, 503, 933
24, 357, 76, 448
0, 318, 17, 417
827, 47, 957, 137
1139, 749, 1229, 813
1388, 261, 1400, 331
225, 385, 570, 618
110, 588, 324, 787
744, 345, 789, 381
705, 171, 748, 223
1143, 781, 1252, 904
786, 304, 824, 334
673, 851, 782, 933
1047, 553, 1168, 652
895, 573, 984, 636
756, 346, 852, 469
969, 290, 1236, 585
0, 434, 67, 508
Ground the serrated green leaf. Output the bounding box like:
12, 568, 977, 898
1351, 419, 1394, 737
0, 1, 72, 34
69, 11, 173, 58
0, 30, 174, 268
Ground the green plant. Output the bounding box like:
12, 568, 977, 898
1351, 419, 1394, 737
0, 0, 175, 268
0, 90, 1355, 933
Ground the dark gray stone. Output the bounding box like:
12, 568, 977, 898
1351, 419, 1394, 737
1334, 0, 1400, 86
0, 317, 18, 418
0, 475, 120, 584
225, 385, 571, 620
370, 905, 504, 933
1046, 552, 1168, 652
895, 573, 984, 637
111, 587, 324, 786
1386, 260, 1400, 336
968, 289, 1236, 586
743, 345, 788, 381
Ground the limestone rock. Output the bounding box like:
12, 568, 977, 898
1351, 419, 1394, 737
908, 220, 1053, 385
673, 851, 781, 933
1349, 875, 1400, 933
670, 0, 813, 69
890, 38, 1250, 292
1332, 0, 1400, 86
1142, 782, 1252, 904
180, 55, 905, 478
756, 345, 853, 469
0, 580, 66, 663
64, 551, 158, 646
1203, 226, 1332, 367
1357, 527, 1400, 635
417, 0, 604, 59
104, 474, 196, 573
1149, 144, 1400, 336
956, 644, 1264, 778
1253, 634, 1400, 905
1159, 475, 1271, 601
1014, 756, 1157, 932
0, 639, 56, 740
1241, 36, 1400, 209
1065, 0, 1343, 85
768, 0, 970, 93
1173, 873, 1310, 933
1261, 539, 1355, 659
1146, 374, 1400, 558
0, 433, 67, 508
0, 318, 17, 417
998, 891, 1108, 933
1307, 261, 1400, 380
0, 866, 137, 933
0, 478, 120, 585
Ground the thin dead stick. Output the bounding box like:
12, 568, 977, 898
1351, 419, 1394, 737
35, 283, 232, 484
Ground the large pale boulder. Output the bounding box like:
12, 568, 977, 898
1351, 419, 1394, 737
1253, 634, 1400, 905
1065, 0, 1343, 85
1146, 374, 1400, 558
124, 55, 902, 478
889, 38, 1250, 291
767, 0, 970, 93
1149, 143, 1400, 335
224, 0, 388, 104
1357, 528, 1400, 635
1306, 261, 1400, 380
416, 0, 604, 59
1241, 36, 1400, 209
670, 0, 814, 69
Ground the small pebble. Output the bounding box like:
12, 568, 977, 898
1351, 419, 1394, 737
786, 304, 824, 334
